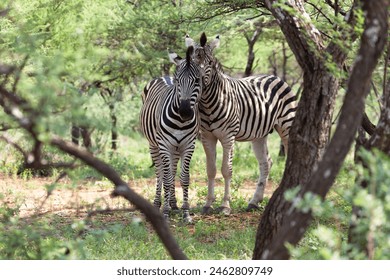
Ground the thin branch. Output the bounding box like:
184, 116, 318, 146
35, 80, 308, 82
370, 80, 382, 109
306, 1, 335, 26
0, 133, 28, 158
1, 82, 187, 259
0, 64, 15, 75
0, 123, 18, 131
36, 171, 68, 212
87, 207, 138, 218
0, 8, 10, 17
361, 112, 376, 136
189, 1, 266, 23
383, 41, 390, 101
50, 136, 188, 260
12, 55, 29, 93
324, 0, 347, 16
255, 0, 389, 260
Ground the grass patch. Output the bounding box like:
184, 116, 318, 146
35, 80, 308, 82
0, 125, 362, 260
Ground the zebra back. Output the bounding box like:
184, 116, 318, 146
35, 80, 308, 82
186, 33, 297, 142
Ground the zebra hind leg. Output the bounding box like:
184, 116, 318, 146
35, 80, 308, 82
247, 137, 271, 211
275, 124, 289, 156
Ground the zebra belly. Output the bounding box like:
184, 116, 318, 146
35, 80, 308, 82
200, 106, 273, 142
200, 120, 271, 142
234, 119, 274, 142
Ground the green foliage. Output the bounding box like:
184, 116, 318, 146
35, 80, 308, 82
0, 196, 86, 259
347, 149, 390, 259
284, 149, 390, 260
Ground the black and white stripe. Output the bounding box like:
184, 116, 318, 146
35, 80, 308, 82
187, 33, 297, 214
140, 46, 202, 221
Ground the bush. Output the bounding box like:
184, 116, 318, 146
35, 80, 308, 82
0, 195, 87, 259
286, 149, 390, 259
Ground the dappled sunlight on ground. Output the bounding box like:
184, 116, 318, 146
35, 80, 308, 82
0, 174, 276, 220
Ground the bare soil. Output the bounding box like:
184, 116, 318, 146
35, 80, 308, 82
0, 174, 276, 219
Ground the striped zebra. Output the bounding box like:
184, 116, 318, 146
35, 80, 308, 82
140, 46, 203, 222
186, 33, 297, 215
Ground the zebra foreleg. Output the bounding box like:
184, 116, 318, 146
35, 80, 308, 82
180, 150, 194, 223
161, 154, 174, 220
169, 156, 180, 211
247, 137, 271, 211
217, 139, 234, 215
150, 147, 163, 209
200, 135, 218, 215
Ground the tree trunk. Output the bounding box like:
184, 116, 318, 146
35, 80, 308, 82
243, 29, 261, 77
253, 68, 340, 258
348, 47, 390, 255
253, 0, 388, 259
109, 102, 118, 151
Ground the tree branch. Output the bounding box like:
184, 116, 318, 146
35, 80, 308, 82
48, 136, 187, 259
0, 83, 187, 260
0, 134, 28, 158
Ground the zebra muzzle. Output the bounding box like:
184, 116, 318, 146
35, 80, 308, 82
178, 99, 194, 121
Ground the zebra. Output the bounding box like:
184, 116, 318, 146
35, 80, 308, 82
186, 33, 297, 215
140, 46, 203, 222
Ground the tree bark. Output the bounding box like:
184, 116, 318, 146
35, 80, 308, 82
253, 0, 388, 259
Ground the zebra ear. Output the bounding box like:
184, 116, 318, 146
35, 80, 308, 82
168, 52, 182, 65
185, 34, 195, 47
210, 35, 220, 50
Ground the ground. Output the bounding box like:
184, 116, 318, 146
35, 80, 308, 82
0, 174, 276, 221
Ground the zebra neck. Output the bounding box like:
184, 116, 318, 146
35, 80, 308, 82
170, 90, 180, 112
202, 71, 225, 101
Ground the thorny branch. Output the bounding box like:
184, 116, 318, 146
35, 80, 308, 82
0, 82, 187, 260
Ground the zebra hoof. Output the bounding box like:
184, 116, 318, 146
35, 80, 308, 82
183, 212, 193, 224
201, 206, 214, 215
170, 207, 180, 215
170, 204, 179, 211
246, 203, 260, 212
216, 206, 231, 216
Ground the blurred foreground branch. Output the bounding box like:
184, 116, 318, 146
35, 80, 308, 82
0, 84, 187, 260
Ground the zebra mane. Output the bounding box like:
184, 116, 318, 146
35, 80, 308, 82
213, 57, 224, 74
186, 46, 194, 66
200, 32, 207, 47
203, 46, 223, 74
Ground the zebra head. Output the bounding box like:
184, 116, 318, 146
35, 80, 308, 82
185, 32, 220, 87
169, 46, 203, 121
